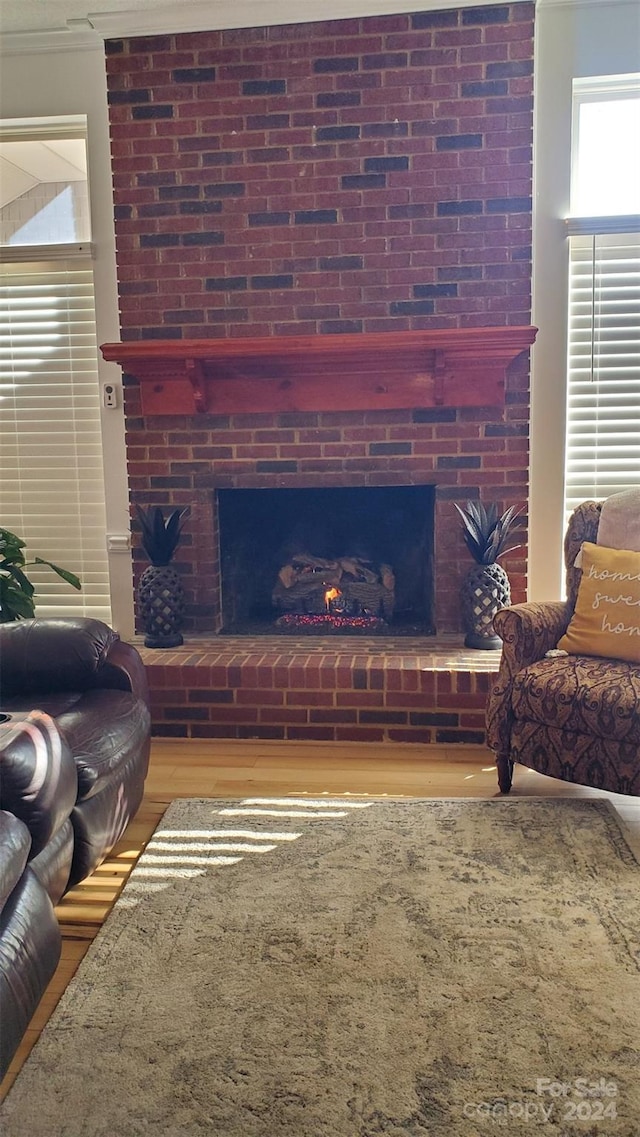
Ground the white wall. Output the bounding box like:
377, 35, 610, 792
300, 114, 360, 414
529, 0, 640, 600
0, 48, 135, 635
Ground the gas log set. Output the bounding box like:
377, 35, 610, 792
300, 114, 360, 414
272, 552, 395, 632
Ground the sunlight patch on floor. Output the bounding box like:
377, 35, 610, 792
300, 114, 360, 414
117, 797, 374, 908
146, 841, 279, 854
218, 807, 352, 818
241, 796, 374, 809
135, 860, 240, 877
159, 828, 302, 841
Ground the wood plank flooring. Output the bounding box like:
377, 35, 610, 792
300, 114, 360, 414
2, 738, 639, 1100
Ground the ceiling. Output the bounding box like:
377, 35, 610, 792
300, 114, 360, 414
0, 139, 87, 210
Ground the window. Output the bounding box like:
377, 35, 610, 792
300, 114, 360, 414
564, 77, 640, 515
0, 118, 111, 621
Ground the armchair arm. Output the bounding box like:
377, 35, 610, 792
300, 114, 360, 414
493, 601, 571, 678
486, 601, 570, 756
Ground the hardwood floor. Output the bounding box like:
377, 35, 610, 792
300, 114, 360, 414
2, 737, 638, 1100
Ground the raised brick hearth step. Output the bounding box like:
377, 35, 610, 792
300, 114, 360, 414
136, 635, 500, 746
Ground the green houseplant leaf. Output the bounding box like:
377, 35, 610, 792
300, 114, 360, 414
0, 527, 82, 622
0, 576, 36, 621
2, 563, 35, 597
33, 557, 82, 591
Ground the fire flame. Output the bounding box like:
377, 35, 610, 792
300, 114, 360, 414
324, 587, 341, 610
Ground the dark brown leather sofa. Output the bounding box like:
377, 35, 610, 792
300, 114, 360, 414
0, 707, 78, 1080
0, 617, 151, 1080
0, 809, 63, 1083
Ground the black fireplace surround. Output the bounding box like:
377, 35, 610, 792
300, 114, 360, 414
217, 485, 436, 635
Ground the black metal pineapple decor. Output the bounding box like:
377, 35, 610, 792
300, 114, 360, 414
135, 505, 189, 648
454, 501, 523, 650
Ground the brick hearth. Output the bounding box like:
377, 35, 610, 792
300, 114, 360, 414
139, 635, 499, 744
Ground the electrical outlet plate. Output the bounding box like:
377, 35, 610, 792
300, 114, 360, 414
103, 383, 118, 408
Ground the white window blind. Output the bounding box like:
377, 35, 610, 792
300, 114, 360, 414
0, 255, 111, 621
565, 230, 640, 515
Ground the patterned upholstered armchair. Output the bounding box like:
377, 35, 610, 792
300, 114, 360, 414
486, 501, 640, 796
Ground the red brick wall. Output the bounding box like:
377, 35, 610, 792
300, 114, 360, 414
105, 3, 534, 635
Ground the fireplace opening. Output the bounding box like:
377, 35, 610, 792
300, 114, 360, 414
217, 485, 436, 636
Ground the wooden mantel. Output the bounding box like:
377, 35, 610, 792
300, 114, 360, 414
100, 326, 537, 416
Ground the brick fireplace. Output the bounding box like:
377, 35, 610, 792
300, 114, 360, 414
103, 2, 535, 741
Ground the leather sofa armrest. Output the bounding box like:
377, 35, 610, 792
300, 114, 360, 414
92, 639, 150, 706
486, 601, 570, 756
0, 618, 119, 698
0, 619, 149, 708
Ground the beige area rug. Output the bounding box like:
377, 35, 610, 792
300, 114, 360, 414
2, 797, 639, 1137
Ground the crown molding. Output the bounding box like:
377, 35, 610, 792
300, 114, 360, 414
0, 0, 534, 56
0, 20, 102, 55
88, 0, 531, 39
2, 0, 631, 56
536, 0, 639, 8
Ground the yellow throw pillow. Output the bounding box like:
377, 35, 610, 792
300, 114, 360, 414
558, 542, 640, 664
